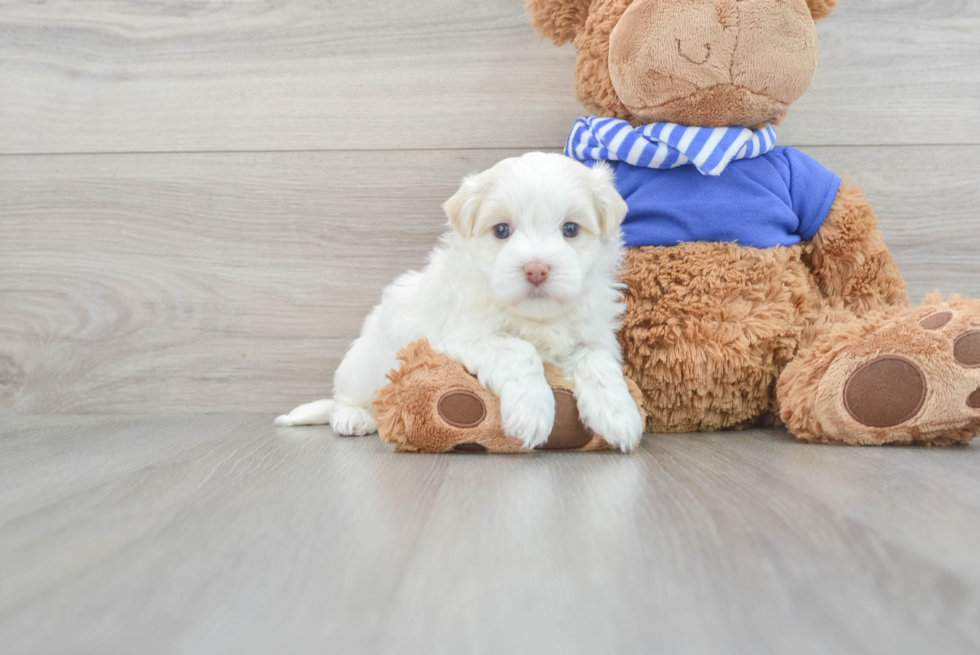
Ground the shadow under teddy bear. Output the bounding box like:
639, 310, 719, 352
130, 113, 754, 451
373, 0, 980, 452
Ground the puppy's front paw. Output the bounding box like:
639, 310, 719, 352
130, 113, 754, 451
331, 405, 377, 436
500, 379, 556, 449
578, 389, 643, 452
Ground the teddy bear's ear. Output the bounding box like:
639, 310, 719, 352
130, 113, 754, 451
805, 0, 840, 20
525, 0, 592, 46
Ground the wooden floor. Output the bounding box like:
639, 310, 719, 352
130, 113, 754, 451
1, 415, 979, 654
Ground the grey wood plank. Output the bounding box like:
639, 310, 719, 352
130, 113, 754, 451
698, 430, 980, 586
2, 147, 978, 415
0, 0, 580, 155
787, 0, 980, 147
379, 429, 980, 655
0, 415, 979, 654
0, 415, 452, 654
0, 414, 261, 524
1, 0, 978, 154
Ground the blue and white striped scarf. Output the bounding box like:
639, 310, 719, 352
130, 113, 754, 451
565, 117, 777, 177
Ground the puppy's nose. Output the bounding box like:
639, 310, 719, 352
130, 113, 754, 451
523, 262, 550, 286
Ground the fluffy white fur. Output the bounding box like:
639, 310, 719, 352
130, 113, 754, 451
275, 152, 643, 451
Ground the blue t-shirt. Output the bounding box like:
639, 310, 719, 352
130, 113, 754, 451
603, 146, 842, 248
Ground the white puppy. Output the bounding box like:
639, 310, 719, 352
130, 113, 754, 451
275, 152, 643, 451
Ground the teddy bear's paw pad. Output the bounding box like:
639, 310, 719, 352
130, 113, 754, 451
920, 311, 953, 330
453, 442, 489, 452
536, 390, 593, 450
968, 388, 980, 409
844, 356, 926, 428
954, 331, 980, 368
437, 390, 487, 428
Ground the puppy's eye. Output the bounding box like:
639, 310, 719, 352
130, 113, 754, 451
562, 222, 580, 239
493, 224, 512, 240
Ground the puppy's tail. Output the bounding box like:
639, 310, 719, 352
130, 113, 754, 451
274, 399, 334, 426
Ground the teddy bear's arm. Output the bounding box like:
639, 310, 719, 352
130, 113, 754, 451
802, 179, 909, 317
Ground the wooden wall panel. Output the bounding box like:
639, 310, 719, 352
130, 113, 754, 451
1, 0, 978, 154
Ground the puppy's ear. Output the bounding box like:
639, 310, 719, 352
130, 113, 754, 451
589, 162, 628, 240
525, 0, 592, 46
804, 0, 839, 20
444, 169, 494, 239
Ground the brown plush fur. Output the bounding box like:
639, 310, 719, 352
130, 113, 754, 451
802, 180, 909, 319
619, 242, 819, 432
525, 0, 593, 46
805, 0, 840, 21
571, 0, 638, 122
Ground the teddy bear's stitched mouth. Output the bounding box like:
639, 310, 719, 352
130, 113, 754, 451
676, 39, 712, 66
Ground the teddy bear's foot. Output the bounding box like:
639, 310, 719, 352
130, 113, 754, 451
779, 295, 980, 446
373, 340, 634, 453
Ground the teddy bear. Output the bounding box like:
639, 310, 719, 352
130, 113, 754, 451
373, 0, 980, 452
